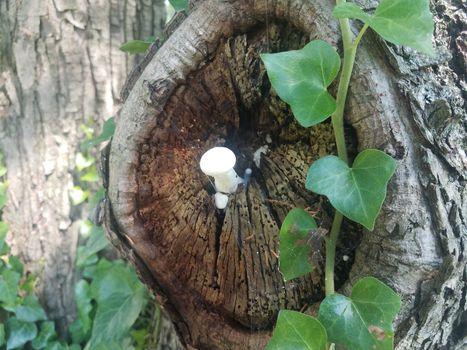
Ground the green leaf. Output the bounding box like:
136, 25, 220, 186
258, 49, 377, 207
0, 324, 5, 347
20, 273, 37, 294
15, 295, 48, 322
76, 226, 109, 267
306, 149, 396, 230
318, 277, 401, 350
86, 263, 148, 348
119, 40, 151, 54
279, 208, 318, 281
169, 0, 188, 12
0, 269, 21, 310
0, 182, 7, 209
46, 341, 70, 350
74, 279, 93, 337
261, 40, 341, 127
0, 221, 9, 255
80, 118, 115, 151
6, 318, 37, 350
80, 166, 99, 183
32, 321, 56, 350
131, 328, 148, 349
333, 0, 434, 55
266, 310, 327, 350
8, 255, 24, 276
88, 187, 105, 213
69, 319, 87, 345
70, 186, 89, 206
75, 152, 95, 171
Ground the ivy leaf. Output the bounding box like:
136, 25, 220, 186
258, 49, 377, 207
0, 182, 7, 209
8, 256, 24, 276
0, 324, 5, 347
76, 226, 109, 267
0, 221, 9, 255
80, 165, 99, 182
261, 40, 341, 127
6, 318, 37, 350
318, 277, 401, 350
88, 187, 105, 213
169, 0, 189, 12
266, 310, 327, 350
279, 208, 318, 281
15, 295, 47, 322
46, 341, 80, 350
0, 158, 6, 177
0, 269, 21, 311
80, 117, 115, 151
31, 321, 56, 350
70, 186, 89, 206
333, 0, 434, 55
119, 40, 151, 54
306, 149, 396, 230
86, 262, 148, 348
88, 341, 126, 350
74, 279, 93, 338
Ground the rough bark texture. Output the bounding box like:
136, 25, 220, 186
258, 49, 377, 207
0, 0, 166, 334
104, 0, 466, 349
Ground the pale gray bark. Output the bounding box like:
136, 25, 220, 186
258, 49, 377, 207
0, 0, 166, 334
105, 0, 466, 349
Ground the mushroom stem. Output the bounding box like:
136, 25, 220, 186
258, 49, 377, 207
200, 147, 241, 194
213, 169, 241, 193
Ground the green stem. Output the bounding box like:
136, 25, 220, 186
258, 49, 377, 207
325, 4, 368, 296
324, 212, 343, 296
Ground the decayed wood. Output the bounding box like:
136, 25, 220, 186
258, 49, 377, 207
106, 0, 466, 349
0, 0, 166, 334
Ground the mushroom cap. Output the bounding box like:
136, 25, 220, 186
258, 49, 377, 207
199, 147, 237, 176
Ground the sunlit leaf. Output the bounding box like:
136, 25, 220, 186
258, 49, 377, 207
75, 152, 95, 171
266, 310, 327, 350
80, 166, 99, 183
318, 277, 401, 350
333, 0, 434, 55
306, 149, 396, 230
279, 208, 318, 281
70, 186, 89, 206
76, 227, 109, 267
261, 40, 341, 127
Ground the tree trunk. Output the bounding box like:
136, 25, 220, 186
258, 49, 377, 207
0, 0, 166, 335
103, 0, 466, 349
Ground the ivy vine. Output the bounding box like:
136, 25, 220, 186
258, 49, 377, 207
261, 0, 434, 349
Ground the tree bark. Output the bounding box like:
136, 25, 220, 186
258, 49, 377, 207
104, 0, 466, 349
0, 0, 166, 335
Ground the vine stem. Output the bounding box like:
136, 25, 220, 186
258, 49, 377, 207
325, 4, 369, 296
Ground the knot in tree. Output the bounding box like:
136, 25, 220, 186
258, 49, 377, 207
102, 1, 467, 349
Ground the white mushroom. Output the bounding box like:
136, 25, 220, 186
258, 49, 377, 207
199, 147, 241, 194
214, 192, 229, 210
